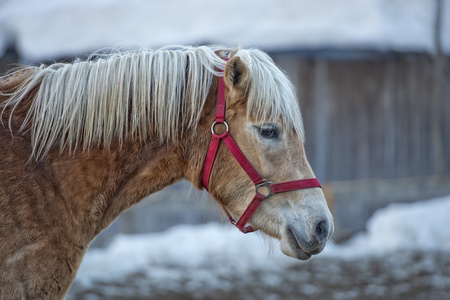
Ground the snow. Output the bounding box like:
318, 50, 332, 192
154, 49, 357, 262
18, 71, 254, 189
75, 194, 450, 286
77, 222, 292, 286
0, 0, 449, 62
323, 194, 450, 258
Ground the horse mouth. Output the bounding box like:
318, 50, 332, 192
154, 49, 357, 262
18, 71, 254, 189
280, 229, 313, 260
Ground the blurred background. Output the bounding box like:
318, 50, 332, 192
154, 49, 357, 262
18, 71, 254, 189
1, 0, 449, 299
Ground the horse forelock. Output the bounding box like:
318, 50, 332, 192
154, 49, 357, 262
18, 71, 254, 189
234, 49, 304, 142
0, 45, 304, 160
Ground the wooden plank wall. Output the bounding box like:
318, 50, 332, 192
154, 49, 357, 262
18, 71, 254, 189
273, 54, 450, 183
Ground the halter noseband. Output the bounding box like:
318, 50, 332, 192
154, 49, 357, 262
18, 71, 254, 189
201, 69, 321, 234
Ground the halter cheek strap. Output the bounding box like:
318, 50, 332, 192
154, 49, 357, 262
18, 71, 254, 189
201, 72, 321, 234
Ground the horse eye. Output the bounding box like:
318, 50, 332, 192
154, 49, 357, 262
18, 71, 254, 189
258, 124, 280, 139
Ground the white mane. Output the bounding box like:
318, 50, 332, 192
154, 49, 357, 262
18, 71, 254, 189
0, 45, 304, 159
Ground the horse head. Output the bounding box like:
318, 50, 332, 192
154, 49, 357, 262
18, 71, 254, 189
194, 53, 334, 260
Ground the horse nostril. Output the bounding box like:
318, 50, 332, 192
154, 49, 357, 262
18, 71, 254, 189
314, 220, 329, 243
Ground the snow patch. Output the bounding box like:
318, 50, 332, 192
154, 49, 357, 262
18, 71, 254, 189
76, 195, 450, 284
323, 195, 450, 258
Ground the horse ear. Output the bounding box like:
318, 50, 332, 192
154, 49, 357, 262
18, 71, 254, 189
223, 56, 250, 103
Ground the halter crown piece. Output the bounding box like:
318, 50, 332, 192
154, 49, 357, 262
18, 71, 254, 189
201, 60, 322, 233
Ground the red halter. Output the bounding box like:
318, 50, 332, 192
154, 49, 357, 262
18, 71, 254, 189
201, 73, 322, 233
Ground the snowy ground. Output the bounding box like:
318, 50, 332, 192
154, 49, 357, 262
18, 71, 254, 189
67, 195, 450, 300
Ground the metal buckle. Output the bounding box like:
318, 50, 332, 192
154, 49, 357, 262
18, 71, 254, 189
211, 121, 229, 134
256, 179, 273, 198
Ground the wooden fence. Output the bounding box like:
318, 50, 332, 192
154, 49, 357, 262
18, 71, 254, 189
273, 53, 450, 182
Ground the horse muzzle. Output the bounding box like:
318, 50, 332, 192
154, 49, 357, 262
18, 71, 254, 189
280, 215, 334, 260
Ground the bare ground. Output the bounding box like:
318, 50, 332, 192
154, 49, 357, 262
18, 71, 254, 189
67, 250, 450, 300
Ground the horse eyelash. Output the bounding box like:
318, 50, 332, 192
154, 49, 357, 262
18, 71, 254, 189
255, 123, 280, 139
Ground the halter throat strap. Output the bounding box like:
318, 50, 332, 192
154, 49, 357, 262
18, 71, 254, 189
201, 74, 321, 234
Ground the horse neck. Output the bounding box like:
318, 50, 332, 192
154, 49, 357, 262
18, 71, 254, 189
44, 86, 217, 243
0, 70, 218, 243
44, 140, 187, 240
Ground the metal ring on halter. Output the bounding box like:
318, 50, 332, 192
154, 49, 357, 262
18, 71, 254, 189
211, 121, 229, 134
256, 179, 274, 198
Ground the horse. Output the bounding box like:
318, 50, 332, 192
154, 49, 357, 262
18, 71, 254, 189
0, 46, 334, 299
